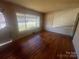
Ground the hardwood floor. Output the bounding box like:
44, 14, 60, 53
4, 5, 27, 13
0, 31, 77, 59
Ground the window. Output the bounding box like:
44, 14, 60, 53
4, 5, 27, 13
0, 12, 6, 29
16, 13, 40, 32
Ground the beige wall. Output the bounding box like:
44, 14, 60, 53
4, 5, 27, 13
45, 8, 79, 36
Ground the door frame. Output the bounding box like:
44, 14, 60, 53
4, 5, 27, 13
73, 13, 79, 38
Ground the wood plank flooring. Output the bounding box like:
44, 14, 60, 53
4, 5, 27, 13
0, 31, 77, 59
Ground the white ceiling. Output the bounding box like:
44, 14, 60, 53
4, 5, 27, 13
7, 0, 79, 13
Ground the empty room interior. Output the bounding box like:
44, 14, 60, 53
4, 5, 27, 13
0, 0, 79, 59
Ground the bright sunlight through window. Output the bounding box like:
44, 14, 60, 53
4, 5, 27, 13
0, 12, 6, 29
16, 13, 40, 32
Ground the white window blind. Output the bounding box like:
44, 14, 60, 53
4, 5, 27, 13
16, 13, 40, 32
